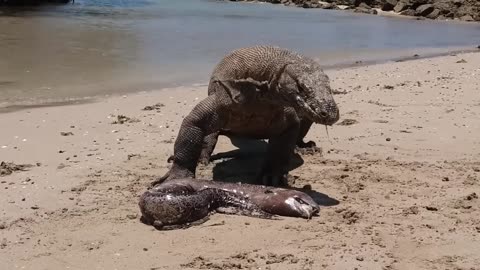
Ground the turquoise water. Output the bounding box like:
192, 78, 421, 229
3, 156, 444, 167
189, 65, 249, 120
0, 0, 479, 107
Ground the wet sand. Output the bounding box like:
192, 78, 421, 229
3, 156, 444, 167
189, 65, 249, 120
0, 52, 479, 269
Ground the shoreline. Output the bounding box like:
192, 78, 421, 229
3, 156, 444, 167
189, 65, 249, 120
1, 46, 478, 114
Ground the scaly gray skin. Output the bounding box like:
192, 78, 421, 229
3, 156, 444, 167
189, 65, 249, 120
154, 46, 339, 187
139, 178, 319, 230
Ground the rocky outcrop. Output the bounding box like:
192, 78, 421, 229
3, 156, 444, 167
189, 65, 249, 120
415, 4, 434, 16
228, 0, 480, 21
382, 0, 398, 11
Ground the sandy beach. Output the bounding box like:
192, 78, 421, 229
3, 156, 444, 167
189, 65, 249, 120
1, 52, 479, 270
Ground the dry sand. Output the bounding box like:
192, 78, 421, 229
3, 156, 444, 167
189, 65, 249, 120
0, 52, 479, 270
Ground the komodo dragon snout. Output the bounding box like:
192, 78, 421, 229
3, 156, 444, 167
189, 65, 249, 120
281, 66, 339, 126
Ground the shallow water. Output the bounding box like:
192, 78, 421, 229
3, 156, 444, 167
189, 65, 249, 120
0, 0, 479, 108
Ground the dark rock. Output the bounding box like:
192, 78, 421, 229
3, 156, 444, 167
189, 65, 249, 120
426, 8, 441, 19
302, 2, 316, 8
445, 11, 455, 18
433, 1, 452, 12
382, 0, 398, 11
415, 4, 434, 16
400, 9, 416, 16
353, 7, 371, 14
410, 0, 430, 9
355, 7, 377, 14
359, 0, 378, 5
358, 2, 371, 9
319, 2, 335, 9
394, 1, 408, 12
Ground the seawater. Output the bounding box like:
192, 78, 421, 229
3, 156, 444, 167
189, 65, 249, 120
1, 0, 479, 108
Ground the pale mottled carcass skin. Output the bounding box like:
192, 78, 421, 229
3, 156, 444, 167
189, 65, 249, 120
139, 178, 319, 230
154, 46, 339, 187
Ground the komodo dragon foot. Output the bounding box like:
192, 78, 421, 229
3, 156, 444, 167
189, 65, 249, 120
256, 162, 289, 187
257, 173, 289, 187
167, 154, 210, 166
295, 141, 322, 156
150, 163, 195, 188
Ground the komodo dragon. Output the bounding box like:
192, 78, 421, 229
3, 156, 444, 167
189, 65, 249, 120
154, 46, 340, 187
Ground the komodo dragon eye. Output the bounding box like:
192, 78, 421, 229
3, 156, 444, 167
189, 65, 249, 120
291, 76, 311, 97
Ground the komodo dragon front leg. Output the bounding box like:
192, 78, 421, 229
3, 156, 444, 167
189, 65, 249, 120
297, 119, 314, 148
151, 95, 224, 186
259, 107, 300, 187
165, 132, 220, 165
198, 132, 220, 165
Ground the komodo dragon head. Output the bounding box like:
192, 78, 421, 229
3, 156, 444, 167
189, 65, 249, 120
278, 62, 340, 126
